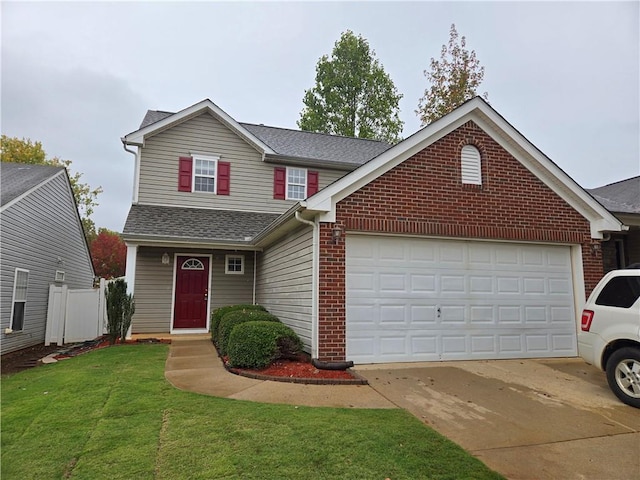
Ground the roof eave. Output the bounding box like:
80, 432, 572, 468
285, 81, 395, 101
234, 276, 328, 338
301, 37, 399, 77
121, 233, 259, 250
263, 153, 358, 171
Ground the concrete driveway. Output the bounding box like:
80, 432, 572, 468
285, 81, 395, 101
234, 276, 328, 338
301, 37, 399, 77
355, 358, 640, 480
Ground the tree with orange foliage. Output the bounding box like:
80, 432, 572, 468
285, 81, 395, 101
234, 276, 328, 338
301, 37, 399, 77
90, 228, 126, 279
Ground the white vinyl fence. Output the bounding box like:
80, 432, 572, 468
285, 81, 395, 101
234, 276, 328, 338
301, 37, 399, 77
45, 278, 107, 346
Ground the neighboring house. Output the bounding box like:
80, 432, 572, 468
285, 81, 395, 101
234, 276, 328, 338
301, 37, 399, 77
587, 176, 640, 271
0, 162, 95, 354
122, 97, 623, 365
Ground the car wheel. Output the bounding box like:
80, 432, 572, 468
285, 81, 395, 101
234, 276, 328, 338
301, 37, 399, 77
606, 347, 640, 408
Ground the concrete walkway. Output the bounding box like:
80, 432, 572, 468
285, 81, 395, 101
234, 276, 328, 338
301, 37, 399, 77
164, 335, 395, 409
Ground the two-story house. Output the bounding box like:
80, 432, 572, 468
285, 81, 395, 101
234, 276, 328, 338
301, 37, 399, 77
122, 97, 623, 365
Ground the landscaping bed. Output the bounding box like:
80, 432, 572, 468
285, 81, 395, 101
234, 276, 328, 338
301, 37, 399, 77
222, 351, 367, 385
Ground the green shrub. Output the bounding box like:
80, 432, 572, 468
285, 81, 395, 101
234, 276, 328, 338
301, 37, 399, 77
217, 310, 280, 356
227, 321, 304, 369
211, 304, 265, 344
105, 279, 135, 345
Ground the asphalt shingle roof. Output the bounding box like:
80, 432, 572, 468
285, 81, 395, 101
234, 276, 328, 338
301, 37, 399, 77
587, 176, 640, 214
1, 162, 65, 207
123, 204, 280, 242
137, 109, 391, 166
240, 123, 391, 166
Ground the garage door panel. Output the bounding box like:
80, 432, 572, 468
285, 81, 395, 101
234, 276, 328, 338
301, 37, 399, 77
346, 236, 577, 364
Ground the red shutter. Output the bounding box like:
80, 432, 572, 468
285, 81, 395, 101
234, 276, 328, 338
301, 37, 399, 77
273, 167, 286, 199
307, 170, 319, 196
178, 157, 193, 192
217, 161, 230, 195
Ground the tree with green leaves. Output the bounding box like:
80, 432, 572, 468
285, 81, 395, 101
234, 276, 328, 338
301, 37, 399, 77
298, 30, 403, 143
1, 135, 102, 241
416, 24, 488, 126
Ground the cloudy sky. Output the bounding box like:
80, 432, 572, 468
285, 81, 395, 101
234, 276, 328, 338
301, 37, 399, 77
2, 1, 638, 232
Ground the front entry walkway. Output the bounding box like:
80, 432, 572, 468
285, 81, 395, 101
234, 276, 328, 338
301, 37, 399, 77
163, 335, 395, 409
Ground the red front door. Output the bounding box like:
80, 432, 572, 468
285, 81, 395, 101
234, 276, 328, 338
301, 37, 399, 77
173, 256, 209, 329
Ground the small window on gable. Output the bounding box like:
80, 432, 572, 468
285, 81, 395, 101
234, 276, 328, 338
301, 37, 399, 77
461, 145, 482, 185
225, 255, 244, 275
11, 269, 29, 331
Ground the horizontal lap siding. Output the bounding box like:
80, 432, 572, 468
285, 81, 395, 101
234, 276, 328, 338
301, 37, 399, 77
210, 252, 254, 309
133, 247, 174, 333
138, 113, 346, 212
0, 174, 94, 354
256, 227, 313, 350
132, 247, 255, 333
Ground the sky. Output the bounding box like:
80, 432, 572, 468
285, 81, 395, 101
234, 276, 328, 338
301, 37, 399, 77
2, 1, 639, 233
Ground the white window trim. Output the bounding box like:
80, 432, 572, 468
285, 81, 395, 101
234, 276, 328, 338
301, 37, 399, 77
10, 268, 29, 332
55, 270, 66, 282
461, 145, 482, 185
286, 166, 308, 201
192, 154, 219, 194
225, 254, 245, 275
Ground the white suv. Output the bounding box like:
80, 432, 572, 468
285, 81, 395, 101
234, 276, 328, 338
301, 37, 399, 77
578, 268, 640, 408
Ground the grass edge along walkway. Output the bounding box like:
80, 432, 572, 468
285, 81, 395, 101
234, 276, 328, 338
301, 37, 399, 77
1, 344, 504, 480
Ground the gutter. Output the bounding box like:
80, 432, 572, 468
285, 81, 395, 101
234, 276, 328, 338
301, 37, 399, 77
293, 211, 320, 360
121, 137, 140, 203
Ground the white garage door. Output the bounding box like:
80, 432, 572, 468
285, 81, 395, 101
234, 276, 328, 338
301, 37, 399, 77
346, 235, 577, 364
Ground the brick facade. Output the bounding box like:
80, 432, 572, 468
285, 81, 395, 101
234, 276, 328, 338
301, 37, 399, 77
316, 121, 603, 362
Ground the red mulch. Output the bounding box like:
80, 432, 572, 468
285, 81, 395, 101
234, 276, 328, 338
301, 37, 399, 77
234, 358, 356, 380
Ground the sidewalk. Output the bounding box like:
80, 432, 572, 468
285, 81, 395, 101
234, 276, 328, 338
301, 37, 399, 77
164, 335, 395, 409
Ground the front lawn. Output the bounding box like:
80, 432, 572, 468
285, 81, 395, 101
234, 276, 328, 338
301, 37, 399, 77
1, 345, 503, 479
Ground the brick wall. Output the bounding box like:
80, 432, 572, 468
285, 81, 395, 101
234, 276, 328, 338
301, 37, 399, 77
316, 120, 603, 361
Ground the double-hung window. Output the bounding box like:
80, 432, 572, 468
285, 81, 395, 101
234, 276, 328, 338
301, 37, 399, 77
287, 167, 307, 200
11, 269, 29, 331
193, 156, 218, 193
273, 167, 318, 200
178, 155, 230, 195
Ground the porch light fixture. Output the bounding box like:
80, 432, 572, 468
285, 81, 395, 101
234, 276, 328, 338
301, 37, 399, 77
161, 252, 170, 265
590, 243, 601, 255
332, 226, 342, 245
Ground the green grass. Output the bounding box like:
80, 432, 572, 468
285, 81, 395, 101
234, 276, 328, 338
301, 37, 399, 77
1, 345, 503, 479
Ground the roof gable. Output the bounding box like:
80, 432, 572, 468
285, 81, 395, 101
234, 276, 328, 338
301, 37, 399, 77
1, 162, 65, 208
126, 102, 391, 169
123, 99, 275, 155
303, 97, 623, 239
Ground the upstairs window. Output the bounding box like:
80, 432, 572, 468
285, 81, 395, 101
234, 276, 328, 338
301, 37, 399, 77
273, 167, 319, 200
11, 269, 29, 331
287, 167, 307, 200
178, 155, 230, 195
461, 145, 482, 185
194, 157, 217, 193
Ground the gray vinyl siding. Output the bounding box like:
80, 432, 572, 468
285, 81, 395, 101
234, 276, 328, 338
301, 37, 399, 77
132, 247, 174, 333
132, 247, 255, 333
0, 172, 94, 354
256, 226, 313, 350
137, 113, 347, 213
